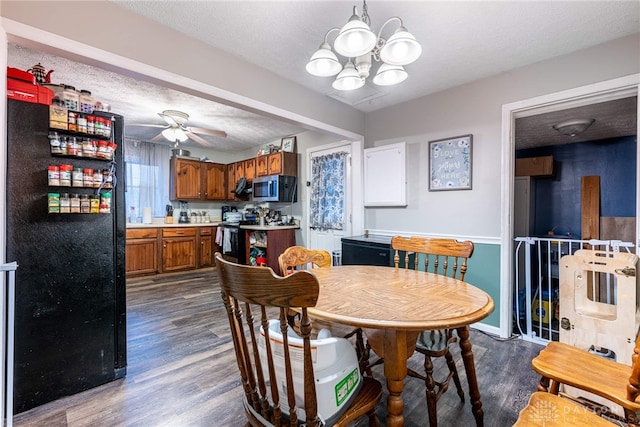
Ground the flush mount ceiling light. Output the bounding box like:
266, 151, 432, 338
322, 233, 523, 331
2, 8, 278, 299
552, 119, 596, 137
306, 0, 421, 91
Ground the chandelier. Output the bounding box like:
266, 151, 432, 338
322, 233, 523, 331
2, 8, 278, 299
306, 0, 422, 91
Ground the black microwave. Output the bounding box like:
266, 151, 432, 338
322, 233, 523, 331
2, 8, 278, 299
252, 175, 297, 203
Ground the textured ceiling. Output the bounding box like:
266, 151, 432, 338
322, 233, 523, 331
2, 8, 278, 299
6, 1, 640, 152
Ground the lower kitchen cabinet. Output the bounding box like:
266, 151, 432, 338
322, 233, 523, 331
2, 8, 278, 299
245, 227, 296, 274
126, 228, 159, 276
162, 227, 197, 272
127, 226, 219, 277
197, 227, 217, 268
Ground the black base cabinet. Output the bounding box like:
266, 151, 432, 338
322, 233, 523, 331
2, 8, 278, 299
342, 235, 393, 266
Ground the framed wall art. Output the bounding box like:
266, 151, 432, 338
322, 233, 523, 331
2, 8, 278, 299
428, 134, 472, 191
281, 136, 297, 153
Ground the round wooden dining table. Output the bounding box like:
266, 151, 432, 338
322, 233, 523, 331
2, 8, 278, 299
307, 265, 495, 427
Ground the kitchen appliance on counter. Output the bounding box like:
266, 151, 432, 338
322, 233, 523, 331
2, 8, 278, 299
221, 205, 238, 222
178, 200, 190, 223
6, 99, 126, 413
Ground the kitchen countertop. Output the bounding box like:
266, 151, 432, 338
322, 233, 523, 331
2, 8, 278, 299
126, 221, 299, 230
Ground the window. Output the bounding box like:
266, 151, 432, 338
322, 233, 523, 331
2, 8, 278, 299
124, 140, 171, 220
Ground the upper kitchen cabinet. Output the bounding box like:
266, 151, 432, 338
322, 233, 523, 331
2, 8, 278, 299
202, 162, 226, 200
256, 151, 298, 177
171, 157, 201, 200
170, 157, 226, 201
244, 158, 256, 182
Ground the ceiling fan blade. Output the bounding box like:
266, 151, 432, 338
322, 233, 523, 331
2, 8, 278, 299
128, 123, 167, 129
187, 126, 227, 138
186, 131, 214, 147
151, 132, 166, 142
158, 112, 178, 127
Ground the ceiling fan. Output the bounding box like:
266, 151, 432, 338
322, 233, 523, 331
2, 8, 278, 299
134, 110, 227, 147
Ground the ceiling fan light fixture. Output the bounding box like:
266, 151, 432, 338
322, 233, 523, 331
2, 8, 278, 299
162, 127, 188, 143
552, 118, 595, 136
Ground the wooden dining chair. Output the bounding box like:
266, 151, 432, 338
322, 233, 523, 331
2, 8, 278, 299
513, 392, 616, 426
278, 246, 368, 373
390, 235, 474, 427
215, 253, 382, 427
530, 332, 640, 425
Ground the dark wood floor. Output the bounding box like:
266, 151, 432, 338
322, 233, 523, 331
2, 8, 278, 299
13, 269, 544, 426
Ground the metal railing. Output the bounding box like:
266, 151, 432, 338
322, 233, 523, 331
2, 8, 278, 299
513, 237, 633, 344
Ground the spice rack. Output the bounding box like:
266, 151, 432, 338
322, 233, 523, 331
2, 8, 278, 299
47, 108, 117, 214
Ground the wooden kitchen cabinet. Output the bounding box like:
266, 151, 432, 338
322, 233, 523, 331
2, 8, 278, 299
162, 227, 197, 272
244, 228, 296, 275
244, 158, 256, 182
226, 162, 237, 200
171, 158, 226, 201
203, 162, 226, 200
126, 228, 159, 276
197, 227, 218, 268
256, 151, 298, 177
170, 158, 202, 200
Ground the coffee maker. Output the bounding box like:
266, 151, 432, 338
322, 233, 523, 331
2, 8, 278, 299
221, 205, 231, 222
178, 201, 190, 223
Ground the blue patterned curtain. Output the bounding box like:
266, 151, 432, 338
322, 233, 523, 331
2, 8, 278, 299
310, 152, 348, 230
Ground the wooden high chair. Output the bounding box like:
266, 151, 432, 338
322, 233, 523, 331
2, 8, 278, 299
215, 253, 382, 426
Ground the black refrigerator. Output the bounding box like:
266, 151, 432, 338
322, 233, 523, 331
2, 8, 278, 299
5, 99, 126, 413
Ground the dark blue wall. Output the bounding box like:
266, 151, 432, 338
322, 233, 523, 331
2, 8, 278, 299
516, 135, 637, 238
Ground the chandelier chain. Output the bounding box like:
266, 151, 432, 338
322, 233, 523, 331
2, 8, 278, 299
361, 0, 370, 26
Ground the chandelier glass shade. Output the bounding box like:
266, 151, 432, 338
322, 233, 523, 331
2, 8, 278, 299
306, 0, 422, 91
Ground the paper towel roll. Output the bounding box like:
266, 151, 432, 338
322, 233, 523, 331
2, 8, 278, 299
142, 207, 152, 224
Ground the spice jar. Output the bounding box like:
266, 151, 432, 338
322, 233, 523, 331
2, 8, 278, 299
61, 85, 79, 111
68, 111, 77, 132
83, 168, 94, 187
72, 167, 84, 187
49, 132, 62, 154
80, 194, 90, 213
100, 192, 111, 213
87, 115, 95, 135
79, 90, 94, 114
93, 169, 103, 188
48, 193, 60, 214
77, 113, 87, 133
102, 168, 113, 189
59, 164, 72, 186
70, 193, 81, 213
67, 137, 79, 156
60, 193, 70, 213
48, 165, 60, 186
90, 195, 100, 213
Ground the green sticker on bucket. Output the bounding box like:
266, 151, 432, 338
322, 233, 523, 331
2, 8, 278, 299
335, 368, 360, 406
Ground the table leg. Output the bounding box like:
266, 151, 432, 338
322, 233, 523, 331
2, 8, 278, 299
365, 329, 416, 427
456, 326, 484, 426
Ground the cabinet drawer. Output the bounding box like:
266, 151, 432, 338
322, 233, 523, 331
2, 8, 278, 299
126, 228, 159, 239
163, 227, 197, 237
199, 227, 213, 236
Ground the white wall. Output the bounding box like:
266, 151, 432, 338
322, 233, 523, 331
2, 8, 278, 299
364, 33, 640, 239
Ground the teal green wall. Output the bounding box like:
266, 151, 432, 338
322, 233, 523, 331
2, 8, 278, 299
464, 243, 501, 328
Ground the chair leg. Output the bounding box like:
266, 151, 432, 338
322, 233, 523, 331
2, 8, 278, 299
424, 355, 438, 427
537, 376, 550, 392
367, 409, 381, 427
444, 348, 465, 402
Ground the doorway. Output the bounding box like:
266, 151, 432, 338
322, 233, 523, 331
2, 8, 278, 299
500, 74, 640, 338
